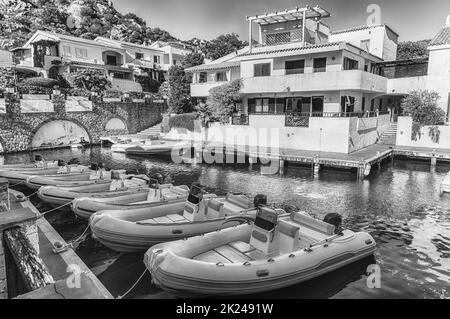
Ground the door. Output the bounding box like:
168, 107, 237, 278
312, 96, 324, 115
106, 55, 117, 66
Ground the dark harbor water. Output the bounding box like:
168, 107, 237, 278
1, 146, 449, 299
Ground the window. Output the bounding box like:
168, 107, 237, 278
313, 58, 327, 72
106, 55, 117, 66
75, 48, 88, 59
312, 96, 324, 114
216, 71, 227, 82
254, 63, 271, 77
173, 59, 177, 65
343, 57, 359, 70
266, 32, 291, 45
199, 72, 207, 83
154, 55, 160, 64
135, 52, 144, 60
62, 45, 71, 57
361, 40, 370, 52
341, 96, 356, 113
285, 59, 305, 74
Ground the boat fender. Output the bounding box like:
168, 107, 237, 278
15, 193, 27, 202
324, 213, 343, 234
253, 194, 267, 207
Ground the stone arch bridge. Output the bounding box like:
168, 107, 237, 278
0, 94, 163, 153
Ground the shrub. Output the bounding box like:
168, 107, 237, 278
168, 113, 198, 131
102, 90, 123, 98
19, 77, 59, 88
402, 90, 446, 143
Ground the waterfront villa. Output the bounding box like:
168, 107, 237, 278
9, 31, 192, 92
186, 6, 450, 154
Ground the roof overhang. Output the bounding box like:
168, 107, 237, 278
186, 61, 241, 72
246, 6, 330, 25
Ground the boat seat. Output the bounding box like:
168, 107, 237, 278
163, 185, 190, 201
166, 214, 188, 223
221, 194, 253, 216
290, 212, 335, 236
229, 241, 255, 254
278, 219, 300, 254
249, 207, 279, 257
206, 198, 225, 219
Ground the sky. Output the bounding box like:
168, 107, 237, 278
113, 0, 450, 42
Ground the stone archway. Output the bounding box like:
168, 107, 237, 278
105, 117, 127, 131
31, 119, 91, 148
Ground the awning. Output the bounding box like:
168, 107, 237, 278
185, 61, 240, 72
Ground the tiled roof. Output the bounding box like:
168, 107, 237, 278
185, 61, 240, 72
238, 42, 343, 57
429, 27, 450, 46
331, 24, 399, 37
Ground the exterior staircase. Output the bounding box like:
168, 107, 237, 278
137, 123, 162, 138
378, 123, 398, 145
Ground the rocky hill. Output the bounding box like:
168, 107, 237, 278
0, 0, 178, 50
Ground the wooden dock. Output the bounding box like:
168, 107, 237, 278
200, 142, 394, 180
0, 179, 112, 299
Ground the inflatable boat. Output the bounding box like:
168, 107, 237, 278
125, 140, 192, 157
72, 183, 190, 220
37, 174, 150, 206
0, 164, 89, 184
145, 208, 376, 296
440, 171, 450, 194
0, 155, 58, 170
90, 188, 263, 252
111, 140, 145, 153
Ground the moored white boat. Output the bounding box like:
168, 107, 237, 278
144, 208, 376, 296
90, 188, 262, 252
72, 183, 190, 220
125, 140, 192, 157
36, 173, 150, 206
111, 140, 146, 153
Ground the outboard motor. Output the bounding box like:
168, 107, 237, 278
154, 173, 164, 184
34, 154, 43, 162
111, 170, 121, 180
57, 159, 66, 167
324, 213, 343, 234
125, 169, 139, 175
254, 194, 267, 208
98, 163, 105, 169
90, 163, 99, 171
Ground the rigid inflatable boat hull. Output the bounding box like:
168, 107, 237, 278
72, 193, 186, 220
145, 225, 376, 296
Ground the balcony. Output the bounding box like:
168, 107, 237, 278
242, 70, 388, 94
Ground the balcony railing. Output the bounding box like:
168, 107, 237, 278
231, 114, 249, 126
250, 111, 380, 118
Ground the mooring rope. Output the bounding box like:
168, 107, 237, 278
38, 200, 74, 218
25, 189, 40, 199
117, 269, 148, 299
9, 180, 26, 187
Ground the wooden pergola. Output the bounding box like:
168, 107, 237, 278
246, 5, 331, 52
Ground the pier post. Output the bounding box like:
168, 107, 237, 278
431, 156, 437, 167
279, 158, 285, 176
313, 155, 320, 178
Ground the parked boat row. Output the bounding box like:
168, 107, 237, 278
2, 157, 377, 296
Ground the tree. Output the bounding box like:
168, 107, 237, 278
135, 74, 161, 93
167, 65, 193, 114
0, 67, 16, 89
401, 90, 446, 143
205, 79, 242, 124
181, 52, 204, 69
68, 69, 111, 94
397, 40, 431, 60
203, 33, 247, 61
